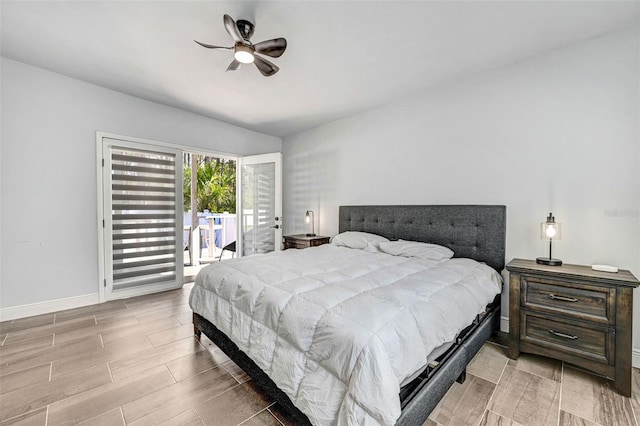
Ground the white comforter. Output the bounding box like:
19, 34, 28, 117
189, 245, 502, 425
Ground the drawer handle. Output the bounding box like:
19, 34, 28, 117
548, 293, 579, 302
549, 329, 578, 340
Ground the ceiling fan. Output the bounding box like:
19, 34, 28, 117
194, 14, 287, 77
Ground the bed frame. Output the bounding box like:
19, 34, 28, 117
193, 204, 506, 425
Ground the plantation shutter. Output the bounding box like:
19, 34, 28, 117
102, 138, 183, 298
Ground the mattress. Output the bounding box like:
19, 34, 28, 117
189, 244, 502, 425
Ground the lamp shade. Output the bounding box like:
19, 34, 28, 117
540, 213, 561, 240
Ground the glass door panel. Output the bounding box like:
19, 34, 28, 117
238, 153, 282, 256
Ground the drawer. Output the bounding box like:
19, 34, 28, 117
285, 241, 308, 249
309, 237, 330, 247
521, 276, 614, 324
521, 311, 614, 365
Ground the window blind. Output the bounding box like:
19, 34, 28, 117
110, 147, 179, 290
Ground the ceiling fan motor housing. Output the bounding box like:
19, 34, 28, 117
236, 19, 255, 42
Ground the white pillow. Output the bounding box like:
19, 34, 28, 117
331, 231, 389, 251
378, 240, 454, 260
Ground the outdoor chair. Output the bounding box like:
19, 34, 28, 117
218, 241, 236, 261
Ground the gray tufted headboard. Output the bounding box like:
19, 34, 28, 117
339, 205, 506, 272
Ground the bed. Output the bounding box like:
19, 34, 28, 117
190, 205, 506, 425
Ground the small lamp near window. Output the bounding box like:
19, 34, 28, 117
536, 212, 562, 266
305, 210, 316, 237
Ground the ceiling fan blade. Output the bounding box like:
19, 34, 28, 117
194, 40, 231, 50
223, 14, 243, 43
253, 55, 279, 77
226, 59, 241, 72
254, 38, 287, 58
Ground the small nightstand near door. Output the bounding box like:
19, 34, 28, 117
507, 258, 639, 397
283, 234, 330, 250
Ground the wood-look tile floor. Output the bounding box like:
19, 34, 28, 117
0, 283, 638, 426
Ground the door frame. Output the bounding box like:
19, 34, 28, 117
96, 131, 238, 302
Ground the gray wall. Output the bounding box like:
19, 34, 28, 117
283, 27, 639, 344
0, 57, 281, 310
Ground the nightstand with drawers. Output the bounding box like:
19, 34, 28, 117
283, 234, 330, 250
507, 258, 639, 396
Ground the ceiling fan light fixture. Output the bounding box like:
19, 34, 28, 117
234, 44, 254, 64
196, 14, 285, 76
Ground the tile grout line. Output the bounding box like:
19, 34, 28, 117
477, 356, 510, 426
557, 361, 563, 426
221, 362, 241, 384
163, 362, 178, 384
236, 403, 276, 425
119, 406, 127, 425
486, 409, 519, 426
198, 381, 243, 407
486, 340, 507, 349
193, 406, 206, 425
509, 356, 564, 384
557, 364, 605, 426
267, 407, 286, 426
107, 362, 115, 383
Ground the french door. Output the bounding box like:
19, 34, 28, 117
237, 153, 283, 256
98, 135, 183, 301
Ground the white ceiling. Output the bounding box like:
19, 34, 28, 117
1, 1, 638, 138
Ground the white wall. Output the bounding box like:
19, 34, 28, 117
283, 27, 639, 344
0, 57, 281, 312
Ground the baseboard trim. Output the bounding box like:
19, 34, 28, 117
500, 315, 509, 333
0, 293, 100, 322
633, 349, 640, 369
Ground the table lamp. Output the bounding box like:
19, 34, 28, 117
536, 212, 562, 266
305, 210, 316, 237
